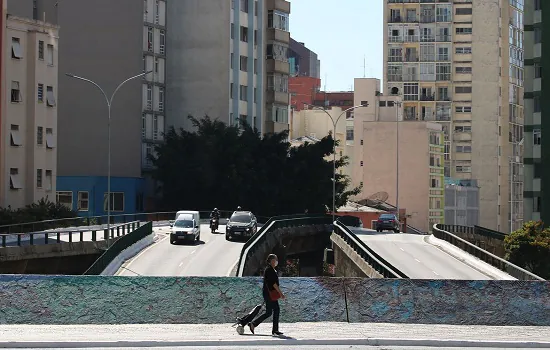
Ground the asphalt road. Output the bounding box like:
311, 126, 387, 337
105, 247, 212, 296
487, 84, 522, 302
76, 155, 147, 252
117, 224, 245, 277
350, 228, 491, 280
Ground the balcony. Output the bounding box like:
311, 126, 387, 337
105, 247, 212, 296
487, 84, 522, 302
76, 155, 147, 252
266, 28, 290, 43
266, 0, 290, 13
436, 35, 451, 42
404, 112, 418, 121
404, 54, 419, 62
404, 35, 418, 42
266, 59, 290, 74
420, 16, 435, 23
266, 90, 289, 104
420, 94, 435, 101
420, 35, 435, 42
389, 16, 403, 23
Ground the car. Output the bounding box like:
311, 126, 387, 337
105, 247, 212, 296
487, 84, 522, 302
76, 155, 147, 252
226, 211, 257, 241
170, 214, 200, 244
375, 213, 400, 233
336, 215, 363, 228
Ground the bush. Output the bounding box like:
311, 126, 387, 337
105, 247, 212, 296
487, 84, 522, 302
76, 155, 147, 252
504, 220, 550, 279
0, 198, 78, 232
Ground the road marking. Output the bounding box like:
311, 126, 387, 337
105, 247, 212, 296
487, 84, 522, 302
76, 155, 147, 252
191, 250, 196, 255
414, 258, 421, 263
179, 262, 184, 267
399, 247, 405, 252
433, 270, 440, 276
120, 234, 168, 273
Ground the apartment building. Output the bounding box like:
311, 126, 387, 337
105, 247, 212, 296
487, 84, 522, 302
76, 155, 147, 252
1, 15, 58, 208
289, 38, 321, 78
353, 78, 445, 232
384, 0, 524, 232
166, 0, 291, 135
524, 0, 545, 223
8, 0, 167, 215
0, 0, 5, 202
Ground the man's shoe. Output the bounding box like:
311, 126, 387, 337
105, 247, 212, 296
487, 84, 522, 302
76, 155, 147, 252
272, 331, 283, 336
248, 323, 255, 334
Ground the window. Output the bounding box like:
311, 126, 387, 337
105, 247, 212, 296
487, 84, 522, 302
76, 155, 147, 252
104, 192, 125, 212
46, 86, 56, 106
534, 27, 542, 44
45, 170, 52, 191
10, 168, 22, 190
240, 55, 248, 71
154, 57, 159, 73
456, 165, 471, 173
346, 126, 354, 141
38, 40, 44, 60
360, 139, 364, 145
147, 27, 153, 52
456, 27, 472, 34
379, 101, 387, 107
254, 30, 258, 46
240, 85, 248, 101
36, 169, 43, 188
455, 86, 472, 93
11, 37, 22, 59
535, 0, 541, 11
10, 124, 22, 146
534, 95, 541, 113
47, 44, 54, 65
142, 114, 146, 138
78, 191, 89, 211
455, 106, 472, 113
437, 47, 449, 61
11, 81, 21, 102
454, 125, 472, 133
158, 87, 164, 112
535, 63, 542, 79
534, 129, 541, 145
266, 74, 288, 92
436, 63, 451, 80
254, 59, 258, 74
360, 161, 364, 167
230, 83, 234, 99
230, 53, 234, 69
239, 114, 248, 126
231, 23, 235, 39
46, 128, 55, 148
266, 43, 289, 62
160, 30, 165, 54
153, 115, 159, 140
240, 0, 249, 13
37, 126, 43, 145
455, 7, 472, 15
455, 145, 472, 153
240, 26, 249, 42
155, 0, 160, 24
37, 83, 44, 102
403, 83, 419, 101
147, 84, 152, 109
455, 47, 472, 54
56, 191, 73, 209
455, 66, 472, 74
268, 10, 289, 31
254, 87, 257, 103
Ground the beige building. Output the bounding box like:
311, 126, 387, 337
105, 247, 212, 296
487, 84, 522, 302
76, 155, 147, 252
1, 15, 58, 208
384, 0, 524, 231
352, 78, 445, 232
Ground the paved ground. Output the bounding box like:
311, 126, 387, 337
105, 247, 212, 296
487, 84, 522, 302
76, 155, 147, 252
1, 323, 549, 348
117, 224, 245, 277
20, 347, 542, 350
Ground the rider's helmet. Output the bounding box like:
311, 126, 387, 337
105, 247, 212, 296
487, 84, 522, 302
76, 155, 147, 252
214, 207, 218, 211
237, 206, 242, 210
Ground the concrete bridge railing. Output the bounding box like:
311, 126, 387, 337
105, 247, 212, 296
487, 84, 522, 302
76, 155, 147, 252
433, 224, 544, 281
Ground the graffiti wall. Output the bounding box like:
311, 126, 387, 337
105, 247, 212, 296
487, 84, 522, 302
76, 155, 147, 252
0, 275, 548, 326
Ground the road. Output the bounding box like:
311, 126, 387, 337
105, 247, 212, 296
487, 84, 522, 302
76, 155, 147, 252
118, 224, 245, 276
350, 228, 492, 280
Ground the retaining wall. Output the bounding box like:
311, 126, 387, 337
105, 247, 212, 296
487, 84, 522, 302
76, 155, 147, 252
0, 276, 548, 326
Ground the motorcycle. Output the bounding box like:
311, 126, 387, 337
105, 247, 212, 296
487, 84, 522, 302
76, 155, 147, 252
210, 218, 219, 233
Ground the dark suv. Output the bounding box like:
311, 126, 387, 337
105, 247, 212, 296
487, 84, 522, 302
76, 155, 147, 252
375, 214, 400, 233
226, 211, 257, 241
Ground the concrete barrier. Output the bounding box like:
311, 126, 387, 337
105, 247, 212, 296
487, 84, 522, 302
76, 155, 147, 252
0, 276, 548, 326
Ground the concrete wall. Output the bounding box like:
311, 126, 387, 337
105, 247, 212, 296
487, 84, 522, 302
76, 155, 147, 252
0, 275, 548, 326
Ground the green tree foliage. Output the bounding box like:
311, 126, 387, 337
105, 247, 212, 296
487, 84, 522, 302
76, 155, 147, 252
151, 116, 361, 216
0, 198, 77, 226
504, 220, 550, 279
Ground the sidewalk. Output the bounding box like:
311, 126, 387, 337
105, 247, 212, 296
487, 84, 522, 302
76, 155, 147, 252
1, 323, 549, 348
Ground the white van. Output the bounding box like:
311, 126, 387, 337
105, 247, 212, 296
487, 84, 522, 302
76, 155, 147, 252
170, 211, 201, 244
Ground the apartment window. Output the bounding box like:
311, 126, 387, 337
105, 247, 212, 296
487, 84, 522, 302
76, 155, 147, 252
455, 7, 472, 15
455, 106, 472, 113
37, 126, 43, 145
230, 53, 234, 69
78, 191, 89, 211
254, 30, 258, 46
155, 0, 160, 24
534, 95, 541, 113
456, 27, 472, 35
455, 145, 472, 153
437, 47, 449, 61
455, 86, 472, 94
232, 0, 235, 9
346, 126, 354, 141
153, 115, 159, 140
360, 140, 364, 145
388, 47, 402, 62
46, 86, 56, 106
10, 125, 22, 146
436, 63, 451, 80
254, 1, 258, 16
230, 83, 234, 99
240, 0, 249, 13
37, 83, 44, 102
12, 37, 22, 59
254, 88, 257, 103
11, 81, 22, 102
403, 83, 419, 101
158, 87, 164, 112
160, 30, 165, 55
455, 47, 472, 54
239, 85, 248, 101
47, 44, 54, 65
45, 170, 52, 191
36, 169, 43, 188
154, 57, 159, 73
456, 165, 471, 173
10, 168, 22, 190
38, 40, 44, 60
240, 26, 249, 42
142, 114, 146, 138
240, 55, 248, 71
266, 43, 289, 62
239, 114, 248, 127
535, 0, 541, 11
46, 128, 55, 148
454, 125, 472, 133
147, 85, 153, 109
254, 59, 258, 74
104, 192, 125, 212
455, 66, 472, 74
147, 27, 153, 52
360, 161, 364, 167
143, 0, 148, 20
535, 27, 542, 44
534, 129, 541, 145
379, 101, 387, 107
535, 63, 542, 79
231, 23, 235, 39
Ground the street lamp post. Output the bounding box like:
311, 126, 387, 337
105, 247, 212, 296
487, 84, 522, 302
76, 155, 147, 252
305, 103, 368, 223
66, 71, 152, 244
395, 100, 402, 227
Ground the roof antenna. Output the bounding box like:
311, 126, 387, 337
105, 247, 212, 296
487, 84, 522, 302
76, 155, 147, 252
362, 55, 366, 78
324, 74, 328, 108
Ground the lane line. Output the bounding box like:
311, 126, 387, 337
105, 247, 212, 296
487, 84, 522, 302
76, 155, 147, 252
399, 247, 405, 252
414, 258, 421, 263
179, 262, 184, 267
433, 270, 440, 276
191, 250, 196, 255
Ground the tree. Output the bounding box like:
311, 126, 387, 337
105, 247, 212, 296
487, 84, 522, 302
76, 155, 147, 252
151, 116, 360, 217
504, 220, 550, 279
0, 197, 77, 227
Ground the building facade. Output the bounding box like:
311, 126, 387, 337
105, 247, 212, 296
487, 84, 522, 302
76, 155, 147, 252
444, 178, 480, 226
384, 0, 524, 232
1, 15, 58, 208
289, 38, 320, 78
289, 76, 320, 111
7, 0, 166, 215
166, 0, 290, 135
523, 0, 545, 224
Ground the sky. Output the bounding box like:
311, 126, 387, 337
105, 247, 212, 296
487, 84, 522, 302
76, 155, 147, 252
289, 0, 383, 92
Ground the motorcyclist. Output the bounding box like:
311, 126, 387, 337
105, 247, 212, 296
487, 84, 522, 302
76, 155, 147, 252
210, 208, 220, 219
237, 206, 242, 211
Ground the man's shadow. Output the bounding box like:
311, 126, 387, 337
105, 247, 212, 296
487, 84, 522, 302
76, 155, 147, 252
241, 334, 295, 339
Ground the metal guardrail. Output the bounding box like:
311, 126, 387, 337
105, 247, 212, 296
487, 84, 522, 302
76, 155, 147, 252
236, 214, 332, 276
406, 225, 426, 235
0, 221, 142, 248
438, 224, 507, 240
433, 224, 545, 281
333, 221, 408, 279
84, 221, 153, 275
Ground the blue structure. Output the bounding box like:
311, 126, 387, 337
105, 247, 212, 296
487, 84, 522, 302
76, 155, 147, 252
56, 176, 145, 217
